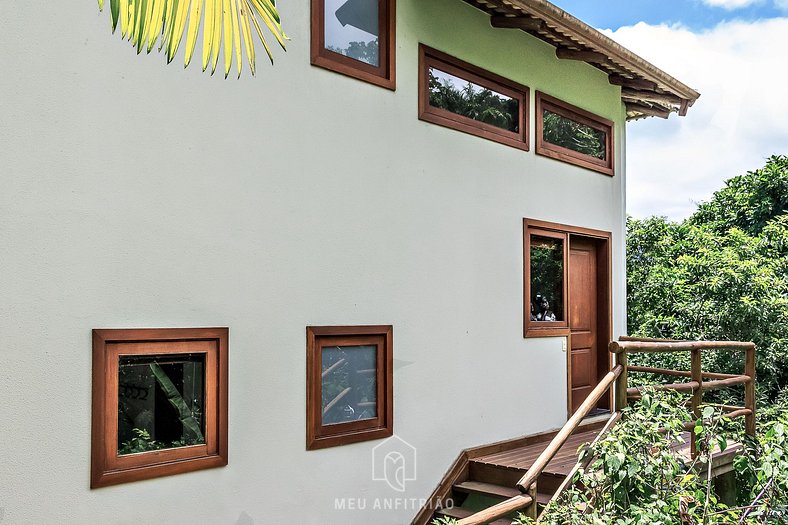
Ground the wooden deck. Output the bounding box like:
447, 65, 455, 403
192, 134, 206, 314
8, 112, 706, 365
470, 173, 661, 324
472, 427, 601, 477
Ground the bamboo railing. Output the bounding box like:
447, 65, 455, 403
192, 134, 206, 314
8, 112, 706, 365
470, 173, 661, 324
610, 336, 757, 457
456, 365, 623, 525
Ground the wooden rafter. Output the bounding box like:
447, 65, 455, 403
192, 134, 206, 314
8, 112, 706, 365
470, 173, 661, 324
555, 47, 608, 64
621, 88, 683, 107
608, 74, 658, 91
626, 102, 672, 119
490, 15, 545, 31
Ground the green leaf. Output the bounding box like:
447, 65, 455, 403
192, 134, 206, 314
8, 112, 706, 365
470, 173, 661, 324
149, 362, 204, 441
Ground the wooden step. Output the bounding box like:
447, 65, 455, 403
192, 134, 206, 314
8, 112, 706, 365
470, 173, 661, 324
454, 480, 554, 507
435, 506, 514, 524
454, 480, 521, 499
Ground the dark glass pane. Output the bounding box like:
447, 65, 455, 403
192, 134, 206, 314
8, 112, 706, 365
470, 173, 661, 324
117, 354, 205, 455
543, 109, 606, 160
325, 0, 380, 67
428, 67, 520, 133
321, 345, 377, 425
530, 235, 564, 322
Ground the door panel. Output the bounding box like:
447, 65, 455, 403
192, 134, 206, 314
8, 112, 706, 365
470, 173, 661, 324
569, 238, 598, 413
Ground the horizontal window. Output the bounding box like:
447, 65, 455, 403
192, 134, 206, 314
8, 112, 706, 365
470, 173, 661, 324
536, 92, 614, 176
419, 45, 529, 151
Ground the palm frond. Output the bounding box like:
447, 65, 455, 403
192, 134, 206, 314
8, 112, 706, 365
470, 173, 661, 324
98, 0, 287, 77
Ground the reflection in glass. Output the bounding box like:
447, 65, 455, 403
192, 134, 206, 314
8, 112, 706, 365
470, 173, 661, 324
321, 345, 377, 425
428, 67, 520, 132
117, 354, 205, 455
325, 0, 380, 67
530, 235, 564, 322
543, 110, 606, 160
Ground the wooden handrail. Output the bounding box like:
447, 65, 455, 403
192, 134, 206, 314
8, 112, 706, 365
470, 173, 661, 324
628, 365, 740, 380
610, 340, 755, 354
516, 365, 623, 491
611, 337, 757, 459
457, 366, 623, 525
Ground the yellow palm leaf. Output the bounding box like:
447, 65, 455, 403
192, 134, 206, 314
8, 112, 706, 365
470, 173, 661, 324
98, 0, 285, 77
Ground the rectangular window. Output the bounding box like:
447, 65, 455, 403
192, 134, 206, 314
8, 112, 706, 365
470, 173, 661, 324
311, 0, 395, 89
91, 328, 228, 488
307, 325, 393, 450
419, 45, 529, 151
525, 227, 569, 336
536, 92, 614, 176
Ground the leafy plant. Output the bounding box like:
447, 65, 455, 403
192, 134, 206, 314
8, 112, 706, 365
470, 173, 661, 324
96, 0, 287, 78
149, 362, 204, 441
627, 156, 788, 403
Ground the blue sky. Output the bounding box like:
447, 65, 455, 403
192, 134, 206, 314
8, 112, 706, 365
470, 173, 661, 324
554, 0, 787, 30
544, 1, 788, 219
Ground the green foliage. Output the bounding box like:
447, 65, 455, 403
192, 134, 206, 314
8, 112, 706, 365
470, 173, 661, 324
514, 391, 788, 525
118, 428, 201, 455
428, 70, 520, 132
627, 156, 788, 401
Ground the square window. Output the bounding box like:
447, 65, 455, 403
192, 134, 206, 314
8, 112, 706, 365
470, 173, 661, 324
311, 0, 396, 89
91, 328, 228, 488
307, 326, 393, 450
419, 45, 530, 151
536, 92, 614, 176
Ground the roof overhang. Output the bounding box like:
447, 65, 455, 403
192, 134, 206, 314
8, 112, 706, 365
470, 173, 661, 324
462, 0, 700, 120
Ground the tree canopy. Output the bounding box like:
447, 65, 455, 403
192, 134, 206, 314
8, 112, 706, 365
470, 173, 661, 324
627, 155, 788, 401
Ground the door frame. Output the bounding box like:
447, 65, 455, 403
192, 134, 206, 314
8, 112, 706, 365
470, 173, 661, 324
523, 219, 613, 418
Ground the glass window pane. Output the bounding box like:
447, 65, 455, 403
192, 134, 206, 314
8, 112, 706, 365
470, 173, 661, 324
530, 235, 564, 322
321, 345, 377, 425
428, 67, 520, 132
543, 109, 606, 160
325, 0, 380, 67
118, 354, 206, 455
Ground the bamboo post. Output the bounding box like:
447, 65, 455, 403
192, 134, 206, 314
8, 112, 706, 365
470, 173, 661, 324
611, 342, 628, 411
744, 345, 756, 437
525, 483, 538, 520
690, 348, 702, 459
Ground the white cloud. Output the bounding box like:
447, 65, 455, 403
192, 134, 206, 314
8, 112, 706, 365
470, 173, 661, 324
702, 0, 762, 9
776, 0, 788, 11
602, 19, 788, 219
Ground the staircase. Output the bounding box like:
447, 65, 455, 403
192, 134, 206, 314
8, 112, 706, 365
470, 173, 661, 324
414, 336, 758, 525
414, 422, 608, 525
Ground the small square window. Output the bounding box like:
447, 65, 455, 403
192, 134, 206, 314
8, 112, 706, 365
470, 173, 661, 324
311, 0, 396, 89
91, 328, 228, 488
536, 92, 614, 176
307, 325, 393, 450
419, 45, 530, 151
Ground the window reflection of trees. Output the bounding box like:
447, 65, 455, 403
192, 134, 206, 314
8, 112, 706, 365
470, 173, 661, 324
530, 237, 564, 322
321, 346, 378, 425
543, 110, 606, 160
428, 68, 520, 132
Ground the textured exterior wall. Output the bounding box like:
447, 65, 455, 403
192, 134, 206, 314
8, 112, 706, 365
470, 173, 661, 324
0, 0, 626, 523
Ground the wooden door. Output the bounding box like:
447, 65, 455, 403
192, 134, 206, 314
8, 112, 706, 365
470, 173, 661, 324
569, 237, 598, 413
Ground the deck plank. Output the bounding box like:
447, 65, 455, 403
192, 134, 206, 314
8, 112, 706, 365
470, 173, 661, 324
471, 428, 600, 476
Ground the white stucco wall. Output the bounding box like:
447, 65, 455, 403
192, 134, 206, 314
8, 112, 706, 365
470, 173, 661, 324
0, 1, 627, 524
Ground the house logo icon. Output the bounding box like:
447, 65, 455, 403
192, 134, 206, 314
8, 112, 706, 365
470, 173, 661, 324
372, 435, 417, 492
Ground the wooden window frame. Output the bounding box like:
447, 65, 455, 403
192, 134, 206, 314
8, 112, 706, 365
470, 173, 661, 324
306, 325, 393, 450
524, 219, 613, 338
536, 92, 614, 176
311, 0, 396, 90
419, 45, 530, 151
525, 225, 570, 337
91, 328, 229, 488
